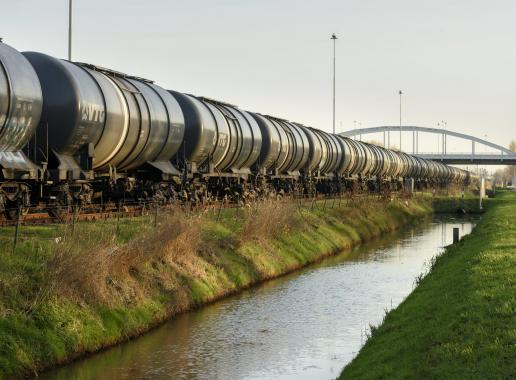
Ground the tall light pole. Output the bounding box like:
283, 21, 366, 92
437, 121, 441, 153
399, 90, 403, 151
441, 120, 447, 156
331, 33, 338, 135
443, 121, 447, 154
68, 0, 73, 61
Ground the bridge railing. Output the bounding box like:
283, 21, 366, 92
414, 152, 514, 155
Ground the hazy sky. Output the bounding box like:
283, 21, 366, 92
2, 0, 515, 155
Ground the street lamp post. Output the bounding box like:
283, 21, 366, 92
353, 121, 362, 140
444, 121, 447, 154
441, 120, 447, 156
68, 0, 73, 61
437, 122, 441, 153
331, 33, 338, 135
399, 90, 403, 151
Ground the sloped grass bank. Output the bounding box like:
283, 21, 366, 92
0, 195, 456, 378
340, 191, 515, 379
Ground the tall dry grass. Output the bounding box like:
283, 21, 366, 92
48, 227, 119, 303
240, 199, 299, 243
48, 198, 305, 306
48, 207, 203, 305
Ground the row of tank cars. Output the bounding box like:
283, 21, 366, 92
0, 41, 474, 215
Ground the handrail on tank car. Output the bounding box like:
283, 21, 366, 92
74, 62, 154, 84
197, 96, 238, 108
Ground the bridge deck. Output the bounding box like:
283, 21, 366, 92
414, 154, 516, 165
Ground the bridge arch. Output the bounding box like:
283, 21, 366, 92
340, 126, 512, 154
339, 126, 516, 165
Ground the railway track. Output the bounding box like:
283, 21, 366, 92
0, 203, 151, 227
0, 192, 390, 227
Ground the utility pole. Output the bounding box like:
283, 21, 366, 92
68, 0, 73, 61
399, 90, 403, 151
331, 33, 338, 135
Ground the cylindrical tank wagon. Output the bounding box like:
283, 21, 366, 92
22, 52, 187, 203
23, 52, 185, 176
168, 92, 262, 178
0, 43, 42, 169
0, 42, 43, 211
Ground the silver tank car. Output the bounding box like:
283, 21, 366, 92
276, 120, 309, 174
23, 52, 185, 177
297, 126, 343, 176
319, 131, 343, 175
168, 92, 262, 174
334, 136, 355, 176
346, 139, 367, 176
0, 42, 42, 178
202, 97, 262, 173
249, 112, 289, 173
297, 126, 325, 175
365, 143, 384, 178
250, 114, 308, 176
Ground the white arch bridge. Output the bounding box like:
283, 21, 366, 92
340, 126, 516, 165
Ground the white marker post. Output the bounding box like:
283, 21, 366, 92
479, 177, 485, 210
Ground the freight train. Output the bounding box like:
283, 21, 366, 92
0, 41, 474, 215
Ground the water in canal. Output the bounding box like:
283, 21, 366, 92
41, 214, 479, 380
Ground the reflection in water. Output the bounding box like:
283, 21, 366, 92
40, 215, 479, 380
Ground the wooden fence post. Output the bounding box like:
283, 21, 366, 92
12, 205, 22, 252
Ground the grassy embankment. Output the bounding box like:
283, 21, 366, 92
0, 193, 472, 378
340, 190, 515, 379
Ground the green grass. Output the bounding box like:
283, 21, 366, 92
340, 191, 515, 379
0, 195, 464, 378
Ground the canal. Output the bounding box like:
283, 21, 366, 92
40, 214, 479, 380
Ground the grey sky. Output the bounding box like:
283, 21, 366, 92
2, 0, 515, 155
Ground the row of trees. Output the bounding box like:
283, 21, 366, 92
493, 140, 515, 186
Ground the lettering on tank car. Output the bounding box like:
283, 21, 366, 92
13, 100, 33, 126
18, 101, 33, 112
81, 103, 105, 123
171, 126, 183, 136
218, 133, 228, 147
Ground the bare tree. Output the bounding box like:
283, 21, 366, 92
493, 140, 515, 185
